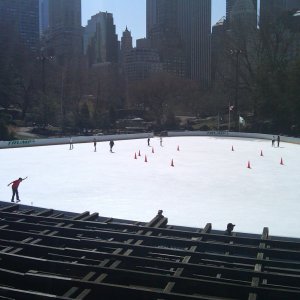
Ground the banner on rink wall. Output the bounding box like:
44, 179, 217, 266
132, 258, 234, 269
0, 131, 299, 149
0, 133, 154, 149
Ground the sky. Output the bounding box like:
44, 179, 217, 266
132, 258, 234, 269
81, 0, 226, 43
2, 136, 300, 238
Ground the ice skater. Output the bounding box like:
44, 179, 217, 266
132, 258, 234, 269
277, 135, 280, 147
225, 223, 235, 235
69, 137, 74, 150
272, 136, 275, 147
147, 137, 150, 147
160, 136, 163, 147
109, 140, 114, 153
93, 138, 97, 152
7, 176, 28, 203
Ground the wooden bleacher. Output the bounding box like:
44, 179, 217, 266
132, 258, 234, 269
0, 201, 300, 299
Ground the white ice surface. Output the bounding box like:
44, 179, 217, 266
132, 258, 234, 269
1, 136, 300, 238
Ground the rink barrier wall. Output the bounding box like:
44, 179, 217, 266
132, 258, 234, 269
0, 131, 299, 149
0, 133, 154, 149
167, 131, 300, 144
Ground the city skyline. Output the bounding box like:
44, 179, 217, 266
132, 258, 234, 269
82, 0, 226, 43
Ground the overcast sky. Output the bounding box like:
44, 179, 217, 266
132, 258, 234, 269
81, 0, 226, 42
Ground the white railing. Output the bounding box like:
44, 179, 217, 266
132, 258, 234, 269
1, 131, 299, 149
167, 131, 300, 144
0, 133, 153, 149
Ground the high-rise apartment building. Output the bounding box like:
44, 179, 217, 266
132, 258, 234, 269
149, 0, 185, 78
260, 0, 300, 26
0, 0, 39, 51
39, 0, 49, 37
211, 17, 226, 82
260, 0, 300, 62
146, 0, 157, 38
45, 0, 82, 64
123, 38, 162, 82
225, 0, 258, 72
286, 0, 300, 9
84, 12, 118, 66
178, 0, 211, 85
290, 10, 300, 60
121, 26, 133, 61
260, 0, 300, 12
226, 0, 257, 29
146, 0, 211, 87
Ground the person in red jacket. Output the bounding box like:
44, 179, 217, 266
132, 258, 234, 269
7, 177, 27, 203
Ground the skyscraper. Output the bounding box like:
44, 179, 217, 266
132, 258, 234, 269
178, 0, 211, 85
260, 0, 300, 26
149, 0, 185, 78
226, 0, 257, 29
146, 0, 157, 38
39, 0, 49, 37
84, 12, 118, 66
286, 0, 300, 9
261, 0, 300, 10
0, 0, 39, 51
48, 0, 81, 30
45, 0, 82, 64
211, 17, 226, 82
121, 27, 133, 56
146, 0, 211, 87
123, 41, 162, 82
260, 0, 300, 62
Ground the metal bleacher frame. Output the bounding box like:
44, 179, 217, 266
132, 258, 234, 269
0, 201, 300, 299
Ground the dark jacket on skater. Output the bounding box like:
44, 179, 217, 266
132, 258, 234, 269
272, 136, 275, 147
109, 140, 114, 152
277, 135, 280, 147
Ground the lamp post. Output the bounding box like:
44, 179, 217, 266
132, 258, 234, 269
36, 47, 55, 94
230, 49, 242, 131
60, 68, 65, 133
228, 103, 232, 131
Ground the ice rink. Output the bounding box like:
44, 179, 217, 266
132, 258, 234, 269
1, 136, 300, 238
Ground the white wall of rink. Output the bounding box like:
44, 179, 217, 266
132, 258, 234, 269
0, 131, 299, 149
0, 133, 154, 149
168, 131, 300, 144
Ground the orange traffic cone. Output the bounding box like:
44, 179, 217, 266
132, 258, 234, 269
280, 158, 284, 165
145, 155, 148, 163
134, 152, 137, 159
177, 145, 180, 151
138, 150, 141, 156
152, 147, 154, 153
232, 146, 234, 151
247, 161, 251, 169
260, 150, 263, 157
171, 159, 174, 167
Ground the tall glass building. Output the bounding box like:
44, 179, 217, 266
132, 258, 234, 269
84, 12, 118, 66
0, 0, 39, 51
39, 0, 49, 37
146, 0, 211, 87
226, 0, 257, 28
260, 0, 300, 25
45, 0, 82, 64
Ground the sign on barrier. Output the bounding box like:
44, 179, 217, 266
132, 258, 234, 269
1, 131, 299, 149
206, 131, 229, 136
8, 140, 36, 146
